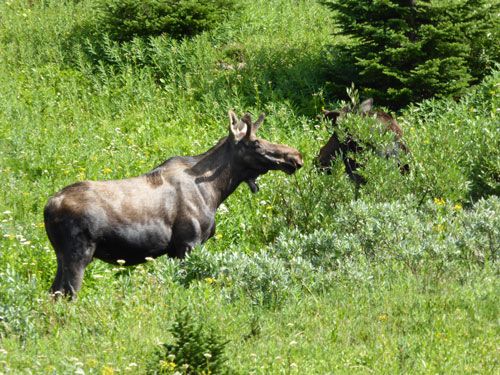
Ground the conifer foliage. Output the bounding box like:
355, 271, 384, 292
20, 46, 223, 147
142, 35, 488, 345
96, 0, 236, 42
323, 0, 499, 108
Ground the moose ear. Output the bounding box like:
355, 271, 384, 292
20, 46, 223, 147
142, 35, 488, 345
359, 98, 373, 114
253, 113, 265, 132
323, 110, 341, 125
228, 110, 247, 142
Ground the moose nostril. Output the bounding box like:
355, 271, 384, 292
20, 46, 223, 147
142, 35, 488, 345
296, 154, 304, 167
288, 155, 303, 168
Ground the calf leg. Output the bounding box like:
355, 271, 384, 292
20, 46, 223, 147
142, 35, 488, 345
345, 157, 366, 185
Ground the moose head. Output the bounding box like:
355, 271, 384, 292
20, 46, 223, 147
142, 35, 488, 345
228, 110, 303, 192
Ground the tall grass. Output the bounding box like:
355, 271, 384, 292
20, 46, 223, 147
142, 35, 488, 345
0, 0, 498, 373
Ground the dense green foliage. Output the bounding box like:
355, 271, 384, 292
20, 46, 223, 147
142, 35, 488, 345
0, 0, 498, 373
323, 0, 500, 108
95, 0, 237, 42
148, 310, 230, 374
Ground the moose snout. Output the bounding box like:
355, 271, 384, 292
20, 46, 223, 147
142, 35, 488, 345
285, 150, 304, 172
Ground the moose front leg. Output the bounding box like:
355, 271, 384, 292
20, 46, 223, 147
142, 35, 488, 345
169, 213, 216, 258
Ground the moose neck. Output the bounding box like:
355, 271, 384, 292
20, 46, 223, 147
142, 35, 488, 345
186, 137, 256, 209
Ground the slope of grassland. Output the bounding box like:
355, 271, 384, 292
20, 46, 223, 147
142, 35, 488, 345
0, 0, 498, 373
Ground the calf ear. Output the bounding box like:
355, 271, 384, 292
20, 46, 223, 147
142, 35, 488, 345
228, 110, 247, 142
323, 110, 341, 125
359, 98, 373, 114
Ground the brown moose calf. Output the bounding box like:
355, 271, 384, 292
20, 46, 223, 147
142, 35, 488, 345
316, 98, 409, 184
44, 111, 303, 298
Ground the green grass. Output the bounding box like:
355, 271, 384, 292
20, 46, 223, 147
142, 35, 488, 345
1, 266, 497, 374
0, 0, 498, 374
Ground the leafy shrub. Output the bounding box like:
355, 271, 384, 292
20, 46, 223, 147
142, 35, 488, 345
177, 249, 295, 308
0, 265, 39, 341
322, 0, 500, 108
148, 310, 230, 374
273, 195, 500, 274
175, 196, 499, 306
95, 0, 237, 42
402, 70, 499, 202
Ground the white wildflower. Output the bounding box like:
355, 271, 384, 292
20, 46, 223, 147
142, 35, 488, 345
218, 203, 229, 214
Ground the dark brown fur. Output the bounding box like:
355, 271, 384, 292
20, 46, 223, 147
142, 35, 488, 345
44, 111, 303, 298
145, 169, 164, 187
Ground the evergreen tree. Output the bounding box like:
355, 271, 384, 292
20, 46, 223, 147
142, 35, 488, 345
97, 0, 237, 42
323, 0, 499, 108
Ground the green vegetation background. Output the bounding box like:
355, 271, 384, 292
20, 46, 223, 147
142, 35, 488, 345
0, 0, 498, 373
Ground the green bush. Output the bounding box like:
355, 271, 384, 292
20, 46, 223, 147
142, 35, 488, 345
174, 195, 499, 305
177, 249, 295, 308
96, 0, 237, 42
273, 195, 500, 273
322, 0, 500, 108
402, 70, 499, 202
148, 310, 231, 374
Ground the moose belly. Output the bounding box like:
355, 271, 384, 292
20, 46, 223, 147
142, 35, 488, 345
94, 222, 172, 265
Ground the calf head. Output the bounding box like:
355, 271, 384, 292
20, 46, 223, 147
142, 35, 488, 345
317, 98, 409, 180
322, 98, 375, 127
228, 111, 303, 192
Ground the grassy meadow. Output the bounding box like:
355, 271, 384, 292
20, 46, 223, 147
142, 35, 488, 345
0, 0, 499, 373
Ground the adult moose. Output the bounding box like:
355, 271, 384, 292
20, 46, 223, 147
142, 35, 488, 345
316, 98, 409, 185
44, 111, 303, 298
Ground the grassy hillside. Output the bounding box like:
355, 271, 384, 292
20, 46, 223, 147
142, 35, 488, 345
0, 0, 498, 373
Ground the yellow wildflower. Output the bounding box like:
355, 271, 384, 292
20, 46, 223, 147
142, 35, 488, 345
454, 203, 462, 211
378, 314, 388, 321
434, 197, 445, 206
433, 224, 445, 233
101, 366, 114, 375
159, 360, 176, 372
204, 277, 216, 284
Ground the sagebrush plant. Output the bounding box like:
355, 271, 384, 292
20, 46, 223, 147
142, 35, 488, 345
167, 196, 500, 313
